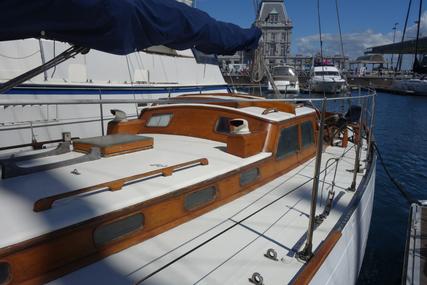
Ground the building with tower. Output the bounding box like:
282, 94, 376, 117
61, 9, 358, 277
257, 0, 293, 70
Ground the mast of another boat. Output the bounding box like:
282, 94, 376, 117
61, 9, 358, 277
412, 0, 423, 76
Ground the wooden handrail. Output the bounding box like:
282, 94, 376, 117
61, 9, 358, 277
33, 158, 209, 212
293, 231, 342, 285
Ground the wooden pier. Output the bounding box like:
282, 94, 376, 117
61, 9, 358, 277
402, 203, 427, 285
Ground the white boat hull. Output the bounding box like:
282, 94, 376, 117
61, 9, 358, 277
268, 80, 300, 93
310, 80, 347, 94
0, 84, 228, 149
311, 159, 376, 284
392, 79, 427, 96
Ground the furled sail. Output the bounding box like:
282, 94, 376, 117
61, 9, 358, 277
0, 0, 261, 55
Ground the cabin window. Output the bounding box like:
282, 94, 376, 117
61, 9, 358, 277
146, 113, 172, 127
184, 186, 217, 211
301, 121, 314, 148
0, 262, 11, 285
276, 125, 299, 159
240, 168, 260, 186
93, 213, 144, 246
215, 117, 231, 134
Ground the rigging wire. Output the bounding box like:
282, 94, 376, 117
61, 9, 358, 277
397, 0, 413, 71
317, 0, 324, 64
252, 0, 258, 18
51, 41, 57, 78
135, 153, 349, 284
316, 0, 327, 98
414, 0, 424, 66
335, 0, 346, 68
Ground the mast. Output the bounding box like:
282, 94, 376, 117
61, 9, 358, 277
397, 0, 413, 71
335, 0, 346, 70
413, 0, 423, 73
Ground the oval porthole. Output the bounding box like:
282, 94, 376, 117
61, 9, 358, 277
0, 262, 11, 285
184, 186, 217, 211
93, 213, 144, 247
240, 168, 260, 186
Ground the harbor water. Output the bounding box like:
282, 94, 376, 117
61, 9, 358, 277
357, 92, 427, 284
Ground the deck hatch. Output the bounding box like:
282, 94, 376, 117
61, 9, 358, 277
94, 213, 144, 246
240, 168, 260, 186
74, 134, 153, 156
276, 125, 299, 159
184, 186, 217, 211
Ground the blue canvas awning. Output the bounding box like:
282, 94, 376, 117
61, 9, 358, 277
0, 0, 261, 56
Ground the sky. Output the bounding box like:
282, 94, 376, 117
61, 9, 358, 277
196, 0, 426, 60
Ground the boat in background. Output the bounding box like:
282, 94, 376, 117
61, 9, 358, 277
391, 77, 427, 96
309, 65, 347, 94
389, 0, 427, 97
0, 39, 229, 149
267, 65, 300, 94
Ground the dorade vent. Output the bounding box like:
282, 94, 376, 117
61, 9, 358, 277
146, 113, 173, 127
74, 134, 153, 157
240, 168, 260, 186
110, 109, 128, 122
229, 119, 250, 135
94, 213, 144, 247
0, 262, 11, 285
184, 186, 217, 211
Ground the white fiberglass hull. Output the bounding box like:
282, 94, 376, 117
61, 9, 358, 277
310, 80, 347, 94
268, 80, 300, 94
311, 159, 376, 285
392, 79, 427, 96
0, 39, 228, 149
0, 84, 228, 149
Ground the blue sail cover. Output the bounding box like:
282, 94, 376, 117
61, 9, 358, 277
0, 0, 261, 55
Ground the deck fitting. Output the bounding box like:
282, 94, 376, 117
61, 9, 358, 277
249, 272, 264, 285
264, 248, 278, 261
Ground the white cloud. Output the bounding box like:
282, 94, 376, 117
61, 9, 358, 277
295, 11, 427, 59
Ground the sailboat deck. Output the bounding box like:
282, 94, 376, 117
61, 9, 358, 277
0, 134, 271, 248
49, 141, 367, 285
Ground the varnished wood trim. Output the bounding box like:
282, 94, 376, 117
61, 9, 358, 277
0, 108, 321, 285
33, 158, 209, 212
0, 149, 316, 285
293, 231, 342, 285
177, 93, 263, 100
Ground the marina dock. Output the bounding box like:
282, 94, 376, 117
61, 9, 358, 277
402, 203, 427, 285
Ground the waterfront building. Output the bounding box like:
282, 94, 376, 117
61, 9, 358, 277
287, 54, 349, 73
218, 0, 292, 74
257, 0, 293, 70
